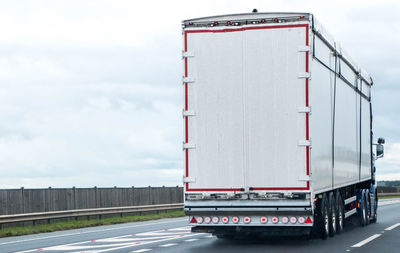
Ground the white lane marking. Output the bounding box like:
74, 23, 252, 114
351, 234, 382, 247
0, 218, 186, 246
140, 231, 191, 236
15, 226, 200, 253
204, 235, 214, 238
94, 234, 201, 253
96, 235, 180, 243
385, 223, 400, 231
185, 239, 198, 242
47, 243, 135, 250
379, 199, 400, 206
131, 249, 152, 253
160, 243, 177, 247
167, 227, 191, 231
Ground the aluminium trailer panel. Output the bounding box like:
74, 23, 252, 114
309, 19, 372, 194
183, 20, 310, 192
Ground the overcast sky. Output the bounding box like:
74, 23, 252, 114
0, 0, 398, 188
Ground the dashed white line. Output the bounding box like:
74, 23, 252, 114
384, 223, 400, 231
160, 243, 177, 247
351, 234, 382, 247
131, 249, 152, 253
184, 239, 199, 242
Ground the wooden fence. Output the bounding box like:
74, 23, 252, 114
0, 186, 183, 215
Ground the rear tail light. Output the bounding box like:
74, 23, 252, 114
190, 217, 197, 223
222, 217, 229, 224
274, 18, 279, 23
212, 217, 219, 224
281, 217, 289, 224
298, 217, 305, 224
290, 217, 297, 224
232, 217, 239, 223
227, 21, 231, 25
197, 217, 204, 224
261, 19, 265, 23
244, 217, 251, 224
272, 217, 279, 224
260, 217, 268, 224
204, 217, 211, 224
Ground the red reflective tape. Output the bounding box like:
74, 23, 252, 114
305, 25, 310, 178
252, 187, 309, 191
185, 23, 310, 191
184, 31, 190, 186
186, 188, 243, 192
185, 24, 308, 34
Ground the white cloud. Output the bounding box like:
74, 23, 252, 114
0, 0, 398, 188
376, 143, 400, 180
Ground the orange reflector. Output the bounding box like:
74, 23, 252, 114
305, 217, 312, 224
190, 217, 197, 223
357, 202, 360, 208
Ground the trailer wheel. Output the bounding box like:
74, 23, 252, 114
316, 193, 329, 240
365, 190, 371, 225
328, 192, 336, 237
371, 191, 378, 223
335, 191, 344, 234
360, 191, 367, 227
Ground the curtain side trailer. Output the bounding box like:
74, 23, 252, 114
181, 12, 385, 239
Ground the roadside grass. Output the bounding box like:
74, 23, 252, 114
379, 195, 400, 199
0, 210, 185, 238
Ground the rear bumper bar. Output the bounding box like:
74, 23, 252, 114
192, 226, 312, 236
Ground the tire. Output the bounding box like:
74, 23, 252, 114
371, 192, 378, 223
360, 191, 367, 227
328, 192, 336, 237
365, 190, 371, 226
317, 193, 329, 240
335, 191, 344, 234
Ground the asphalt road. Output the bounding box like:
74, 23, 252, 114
0, 198, 399, 253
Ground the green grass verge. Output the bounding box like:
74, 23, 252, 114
0, 210, 185, 238
379, 195, 400, 199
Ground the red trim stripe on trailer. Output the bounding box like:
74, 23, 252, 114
184, 32, 189, 191
305, 24, 310, 179
184, 24, 310, 191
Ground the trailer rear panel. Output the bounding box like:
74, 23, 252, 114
184, 23, 310, 191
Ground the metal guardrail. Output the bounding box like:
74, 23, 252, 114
0, 203, 184, 226
0, 193, 398, 227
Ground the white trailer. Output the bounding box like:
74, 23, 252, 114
182, 12, 385, 239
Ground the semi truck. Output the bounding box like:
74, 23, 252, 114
181, 12, 385, 239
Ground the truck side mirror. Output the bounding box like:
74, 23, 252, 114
376, 144, 384, 159
375, 137, 385, 159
